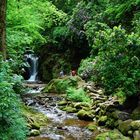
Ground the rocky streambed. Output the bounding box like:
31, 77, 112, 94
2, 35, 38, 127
23, 92, 97, 140
22, 76, 140, 140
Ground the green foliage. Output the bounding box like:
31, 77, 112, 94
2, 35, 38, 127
56, 77, 77, 93
66, 87, 91, 102
0, 60, 28, 139
80, 26, 140, 97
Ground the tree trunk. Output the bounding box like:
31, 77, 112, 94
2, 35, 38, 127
0, 0, 7, 60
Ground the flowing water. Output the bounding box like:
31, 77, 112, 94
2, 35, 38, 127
24, 87, 97, 140
25, 54, 39, 82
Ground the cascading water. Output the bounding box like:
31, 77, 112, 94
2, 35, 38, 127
25, 54, 39, 82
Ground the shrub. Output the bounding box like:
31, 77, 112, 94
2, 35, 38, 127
66, 87, 91, 103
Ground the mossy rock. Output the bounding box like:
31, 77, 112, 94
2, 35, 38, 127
98, 116, 107, 126
58, 100, 68, 106
43, 76, 85, 94
118, 119, 132, 135
133, 130, 140, 140
77, 109, 94, 120
74, 102, 91, 109
131, 120, 140, 130
22, 105, 48, 127
95, 130, 131, 140
62, 106, 77, 113
131, 106, 140, 120
86, 123, 97, 131
112, 110, 130, 121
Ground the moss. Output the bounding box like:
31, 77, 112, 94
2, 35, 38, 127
118, 119, 132, 135
58, 100, 68, 106
43, 76, 85, 94
131, 120, 140, 130
96, 130, 131, 140
62, 106, 77, 113
77, 109, 94, 120
22, 105, 48, 127
98, 116, 107, 126
87, 123, 97, 131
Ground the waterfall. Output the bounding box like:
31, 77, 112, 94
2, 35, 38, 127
25, 54, 38, 82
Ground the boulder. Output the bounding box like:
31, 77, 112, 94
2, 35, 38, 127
118, 119, 132, 135
77, 109, 94, 120
131, 120, 140, 130
112, 110, 130, 120
131, 106, 140, 120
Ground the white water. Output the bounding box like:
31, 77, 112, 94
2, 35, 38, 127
26, 54, 38, 82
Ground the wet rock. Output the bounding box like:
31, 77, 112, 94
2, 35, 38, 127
131, 120, 140, 130
133, 130, 140, 140
30, 129, 40, 136
62, 106, 77, 113
95, 129, 131, 140
118, 119, 132, 135
77, 109, 94, 120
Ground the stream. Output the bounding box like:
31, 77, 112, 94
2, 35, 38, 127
23, 84, 96, 140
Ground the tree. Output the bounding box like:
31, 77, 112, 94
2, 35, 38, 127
0, 0, 6, 60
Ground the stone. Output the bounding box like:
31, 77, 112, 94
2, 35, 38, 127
77, 109, 94, 120
131, 120, 140, 130
95, 129, 131, 140
30, 129, 40, 136
118, 119, 132, 135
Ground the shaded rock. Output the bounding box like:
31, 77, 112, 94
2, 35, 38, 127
118, 119, 132, 135
112, 110, 130, 121
133, 130, 140, 140
131, 106, 140, 120
95, 129, 131, 140
77, 109, 94, 120
30, 129, 40, 136
131, 120, 140, 130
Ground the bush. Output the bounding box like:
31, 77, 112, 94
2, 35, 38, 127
0, 60, 28, 139
86, 26, 140, 97
66, 87, 91, 103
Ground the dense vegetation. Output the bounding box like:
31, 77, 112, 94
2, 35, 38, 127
0, 0, 140, 139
